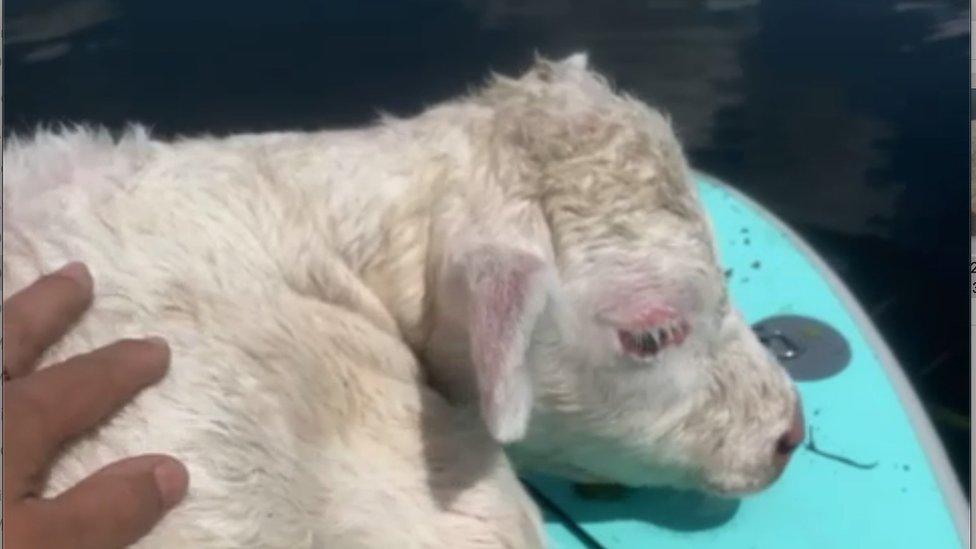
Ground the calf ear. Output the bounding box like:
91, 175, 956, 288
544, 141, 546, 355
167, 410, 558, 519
459, 245, 550, 443
561, 52, 589, 70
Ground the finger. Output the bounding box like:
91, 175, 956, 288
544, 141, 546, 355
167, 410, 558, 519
3, 501, 52, 549
6, 338, 169, 486
40, 455, 188, 549
2, 262, 94, 377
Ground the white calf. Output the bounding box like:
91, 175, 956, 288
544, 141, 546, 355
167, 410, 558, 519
3, 53, 800, 547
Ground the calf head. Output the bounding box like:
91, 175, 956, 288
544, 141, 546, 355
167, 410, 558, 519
426, 54, 801, 496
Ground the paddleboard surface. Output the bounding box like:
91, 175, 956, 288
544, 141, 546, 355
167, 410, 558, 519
526, 172, 969, 549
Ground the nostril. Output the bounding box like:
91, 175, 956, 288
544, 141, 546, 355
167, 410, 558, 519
775, 402, 806, 457
776, 430, 801, 455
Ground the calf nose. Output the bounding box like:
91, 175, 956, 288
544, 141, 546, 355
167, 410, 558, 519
775, 400, 805, 459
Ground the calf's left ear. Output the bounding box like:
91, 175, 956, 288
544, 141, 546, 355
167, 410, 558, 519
457, 244, 551, 443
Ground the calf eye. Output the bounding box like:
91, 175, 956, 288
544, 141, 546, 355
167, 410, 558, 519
617, 319, 690, 359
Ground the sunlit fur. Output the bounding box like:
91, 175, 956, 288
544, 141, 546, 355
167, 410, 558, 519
424, 53, 798, 495
3, 53, 796, 547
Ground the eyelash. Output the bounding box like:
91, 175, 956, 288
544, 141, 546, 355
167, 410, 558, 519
617, 319, 691, 358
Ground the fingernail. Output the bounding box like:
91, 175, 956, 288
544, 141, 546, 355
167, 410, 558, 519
55, 262, 93, 291
145, 336, 170, 353
153, 459, 189, 510
144, 337, 171, 371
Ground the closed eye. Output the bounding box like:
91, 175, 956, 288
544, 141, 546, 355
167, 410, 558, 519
618, 319, 691, 359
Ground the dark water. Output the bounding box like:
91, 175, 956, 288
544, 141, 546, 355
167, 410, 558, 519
5, 0, 969, 493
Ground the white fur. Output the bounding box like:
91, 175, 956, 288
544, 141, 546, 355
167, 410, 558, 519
3, 54, 798, 547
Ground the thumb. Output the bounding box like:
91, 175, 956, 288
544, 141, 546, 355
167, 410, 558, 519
42, 454, 189, 549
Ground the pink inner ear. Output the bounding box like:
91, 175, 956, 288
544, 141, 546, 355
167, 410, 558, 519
470, 262, 535, 398
464, 249, 546, 442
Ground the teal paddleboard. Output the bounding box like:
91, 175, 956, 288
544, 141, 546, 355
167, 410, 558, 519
526, 172, 969, 549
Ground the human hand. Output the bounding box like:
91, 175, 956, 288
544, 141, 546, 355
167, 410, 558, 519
3, 262, 188, 548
